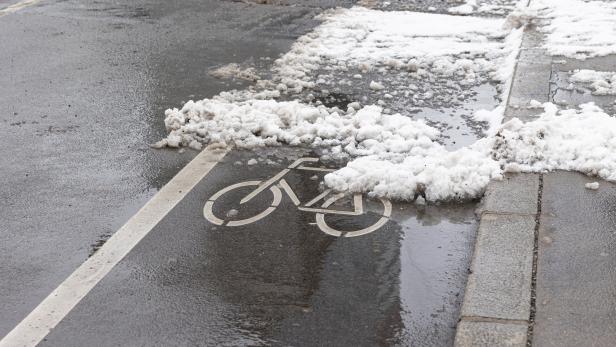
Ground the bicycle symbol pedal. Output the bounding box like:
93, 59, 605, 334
203, 157, 392, 237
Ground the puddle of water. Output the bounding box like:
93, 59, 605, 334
413, 84, 499, 149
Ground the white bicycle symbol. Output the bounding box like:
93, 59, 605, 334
203, 157, 392, 237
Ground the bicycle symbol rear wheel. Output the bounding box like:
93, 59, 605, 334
203, 181, 282, 227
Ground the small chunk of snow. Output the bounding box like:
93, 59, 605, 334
369, 81, 385, 90
585, 182, 600, 190
210, 63, 260, 81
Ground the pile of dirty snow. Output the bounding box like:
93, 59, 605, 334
493, 103, 616, 179
156, 100, 440, 154
158, 92, 616, 201
326, 103, 616, 201
155, 5, 616, 202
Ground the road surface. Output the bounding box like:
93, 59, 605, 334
0, 0, 504, 345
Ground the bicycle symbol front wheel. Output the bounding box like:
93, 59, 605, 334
203, 181, 282, 227
315, 194, 392, 238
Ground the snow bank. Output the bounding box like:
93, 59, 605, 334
159, 99, 440, 154
534, 0, 616, 59
160, 95, 616, 202
570, 70, 616, 95
493, 103, 616, 180
156, 8, 533, 202
327, 103, 616, 201
324, 137, 500, 202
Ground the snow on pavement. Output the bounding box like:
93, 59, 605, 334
327, 102, 616, 201
156, 4, 616, 202
570, 70, 616, 96
534, 0, 616, 59
493, 103, 616, 181
369, 0, 523, 16
271, 7, 519, 93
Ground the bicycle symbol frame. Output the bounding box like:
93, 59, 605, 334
203, 157, 392, 237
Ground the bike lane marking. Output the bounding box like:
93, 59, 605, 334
0, 145, 229, 347
0, 0, 40, 17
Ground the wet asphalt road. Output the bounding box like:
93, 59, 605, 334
1, 0, 479, 345
0, 0, 328, 336
38, 149, 477, 346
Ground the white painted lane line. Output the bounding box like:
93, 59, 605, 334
0, 0, 40, 17
0, 145, 229, 347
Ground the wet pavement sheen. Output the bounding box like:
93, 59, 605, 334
535, 172, 616, 347
40, 150, 477, 346
0, 0, 339, 336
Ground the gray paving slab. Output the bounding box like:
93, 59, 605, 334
506, 27, 552, 109
461, 213, 535, 321
478, 173, 539, 216
455, 320, 527, 347
508, 59, 551, 107
549, 56, 616, 113
555, 55, 616, 72
520, 25, 545, 50
503, 107, 544, 122
533, 171, 616, 347
508, 67, 551, 106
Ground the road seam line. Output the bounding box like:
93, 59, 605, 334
478, 211, 537, 218
526, 173, 543, 346
460, 316, 529, 325
0, 145, 228, 347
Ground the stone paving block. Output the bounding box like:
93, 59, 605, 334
503, 107, 544, 122
455, 321, 527, 347
509, 71, 551, 105
521, 25, 545, 50
508, 47, 552, 107
518, 48, 550, 64
534, 171, 616, 347
478, 174, 539, 216
556, 55, 616, 71
461, 214, 535, 321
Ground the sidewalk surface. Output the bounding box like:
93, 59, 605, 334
533, 55, 616, 346
456, 14, 616, 347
